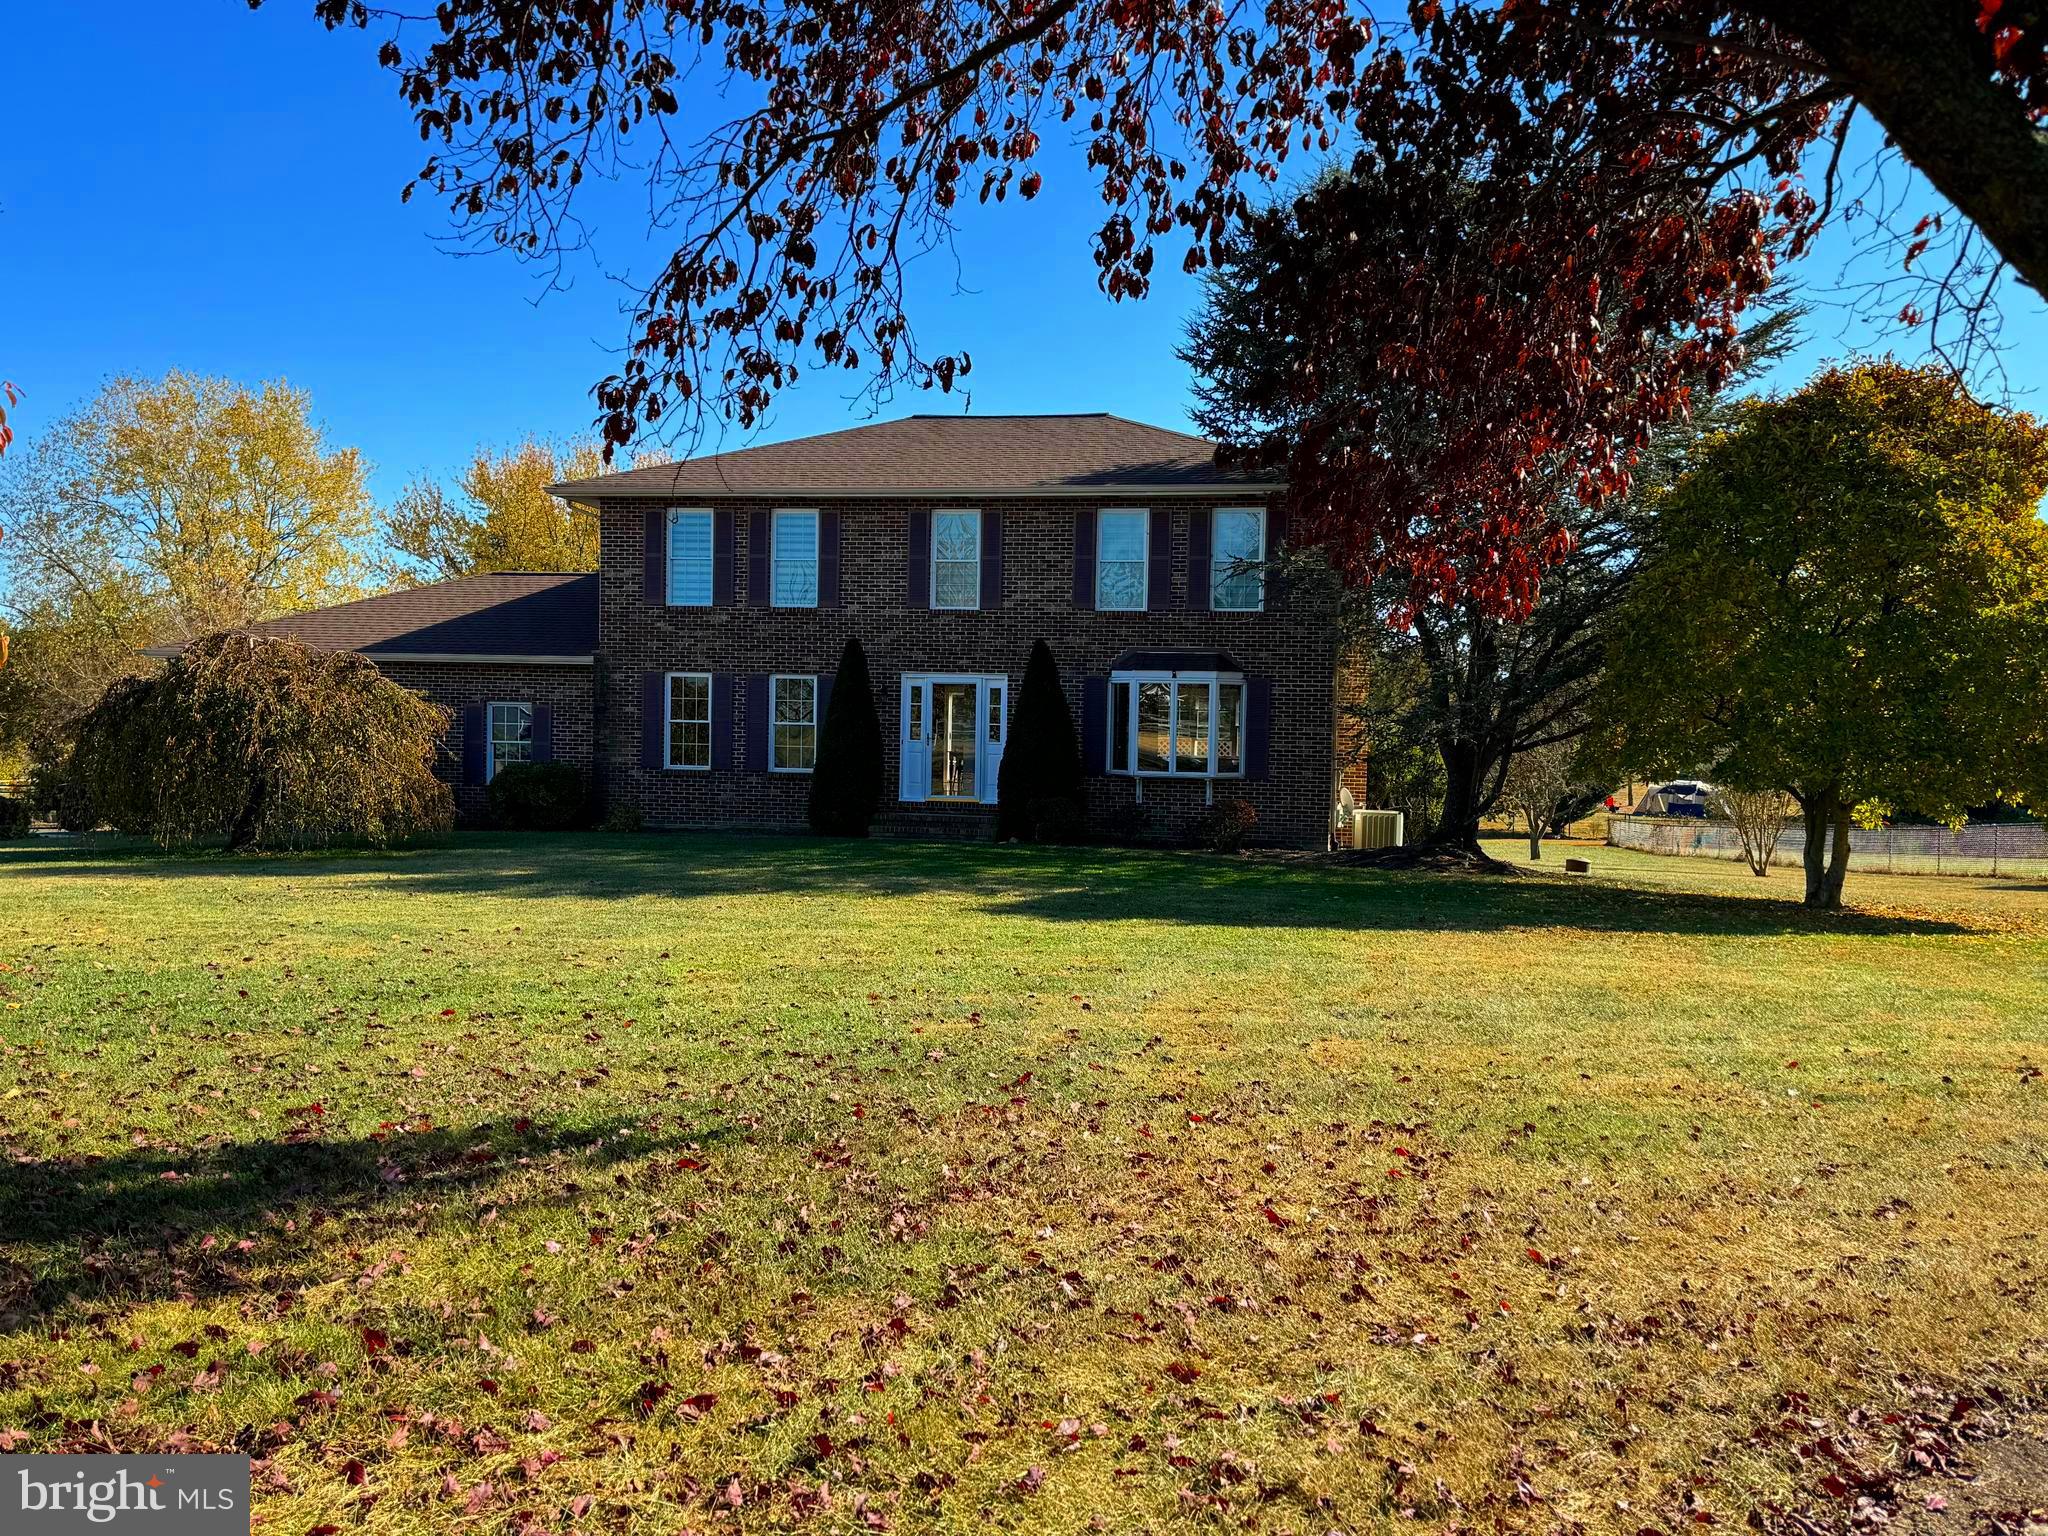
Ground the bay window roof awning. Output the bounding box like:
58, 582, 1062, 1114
1109, 649, 1244, 674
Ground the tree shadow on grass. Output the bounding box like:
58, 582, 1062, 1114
0, 1115, 722, 1331
0, 833, 1977, 937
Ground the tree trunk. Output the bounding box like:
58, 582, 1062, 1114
1797, 789, 1854, 909
1430, 739, 1487, 852
1750, 0, 2048, 299
1822, 801, 1854, 910
1526, 812, 1542, 861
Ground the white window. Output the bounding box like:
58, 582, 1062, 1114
1096, 509, 1148, 611
771, 674, 818, 772
666, 672, 712, 770
1106, 673, 1244, 778
487, 701, 532, 782
772, 509, 819, 608
1211, 508, 1266, 611
667, 509, 714, 606
932, 509, 982, 610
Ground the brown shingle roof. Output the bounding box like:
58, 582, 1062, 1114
550, 413, 1276, 500
152, 572, 599, 662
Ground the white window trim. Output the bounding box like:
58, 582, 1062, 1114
1106, 671, 1246, 780
769, 672, 819, 774
664, 670, 713, 772
1211, 506, 1267, 612
771, 508, 820, 610
485, 700, 533, 784
666, 507, 716, 608
1095, 507, 1149, 612
930, 507, 983, 612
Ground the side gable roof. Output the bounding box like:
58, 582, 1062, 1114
551, 413, 1278, 500
151, 572, 600, 663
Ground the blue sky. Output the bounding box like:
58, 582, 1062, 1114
5, 0, 2045, 507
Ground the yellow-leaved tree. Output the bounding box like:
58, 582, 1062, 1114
384, 440, 610, 580
0, 371, 374, 758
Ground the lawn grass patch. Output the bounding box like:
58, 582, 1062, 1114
2, 833, 2044, 1533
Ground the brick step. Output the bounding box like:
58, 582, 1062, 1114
873, 808, 998, 842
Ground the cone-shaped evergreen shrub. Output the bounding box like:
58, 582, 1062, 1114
996, 639, 1085, 841
808, 636, 884, 835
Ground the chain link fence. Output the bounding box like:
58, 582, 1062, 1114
1609, 815, 2048, 878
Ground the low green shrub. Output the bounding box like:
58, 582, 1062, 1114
1100, 802, 1152, 845
1027, 795, 1089, 844
26, 761, 97, 833
486, 761, 587, 830
1193, 796, 1259, 852
0, 795, 30, 838
599, 799, 645, 833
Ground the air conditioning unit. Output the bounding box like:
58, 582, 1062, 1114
1351, 809, 1405, 850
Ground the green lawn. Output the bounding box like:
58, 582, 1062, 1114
2, 833, 2044, 1533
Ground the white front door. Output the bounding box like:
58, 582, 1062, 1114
901, 674, 1008, 805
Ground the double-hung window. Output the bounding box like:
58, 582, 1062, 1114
771, 675, 818, 772
666, 672, 712, 770
1096, 509, 1148, 611
667, 509, 714, 606
1211, 508, 1266, 611
1106, 672, 1244, 778
772, 509, 819, 608
932, 509, 982, 610
486, 701, 533, 781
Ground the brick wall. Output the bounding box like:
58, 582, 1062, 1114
593, 495, 1344, 848
374, 659, 598, 825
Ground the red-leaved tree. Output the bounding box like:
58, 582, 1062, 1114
294, 0, 2046, 611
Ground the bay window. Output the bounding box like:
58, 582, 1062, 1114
1105, 672, 1245, 778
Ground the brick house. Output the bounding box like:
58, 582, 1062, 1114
233, 414, 1361, 847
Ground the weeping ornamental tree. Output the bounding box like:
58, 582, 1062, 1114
68, 632, 453, 850
808, 636, 885, 836
1596, 363, 2048, 909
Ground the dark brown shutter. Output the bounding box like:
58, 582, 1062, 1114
819, 510, 842, 608
979, 509, 1003, 610
713, 509, 736, 606
1245, 679, 1273, 781
1146, 508, 1172, 611
711, 674, 735, 770
907, 509, 931, 608
531, 705, 554, 762
1187, 507, 1212, 611
1072, 510, 1096, 610
643, 509, 665, 606
1080, 678, 1108, 775
744, 675, 769, 772
639, 673, 665, 770
748, 511, 772, 607
816, 674, 834, 735
461, 704, 488, 785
